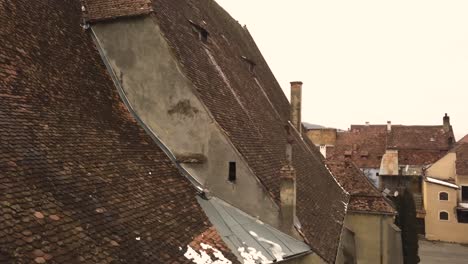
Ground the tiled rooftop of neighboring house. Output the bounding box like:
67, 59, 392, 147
82, 0, 153, 22
83, 0, 349, 261
456, 143, 468, 176
459, 134, 468, 144
326, 160, 396, 215
327, 123, 454, 168
0, 1, 238, 263
327, 126, 387, 168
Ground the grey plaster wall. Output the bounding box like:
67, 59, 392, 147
91, 17, 281, 228
344, 213, 402, 264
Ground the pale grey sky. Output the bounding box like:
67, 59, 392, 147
216, 0, 468, 140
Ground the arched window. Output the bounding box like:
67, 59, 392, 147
439, 211, 449, 221
439, 192, 449, 201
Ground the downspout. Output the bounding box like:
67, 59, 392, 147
89, 27, 203, 191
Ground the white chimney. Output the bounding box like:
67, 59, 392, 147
365, 121, 370, 126
387, 121, 392, 131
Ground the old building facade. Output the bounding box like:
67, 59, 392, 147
327, 160, 403, 264
423, 141, 468, 243
307, 115, 456, 232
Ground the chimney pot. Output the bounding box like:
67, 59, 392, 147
365, 121, 370, 126
290, 82, 303, 134
387, 121, 392, 131
443, 113, 451, 133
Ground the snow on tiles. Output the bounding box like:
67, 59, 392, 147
184, 243, 232, 264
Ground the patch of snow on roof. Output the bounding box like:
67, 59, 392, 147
238, 247, 269, 264
249, 231, 285, 261
426, 177, 459, 189
184, 243, 232, 264
459, 203, 468, 208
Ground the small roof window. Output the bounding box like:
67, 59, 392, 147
241, 56, 256, 74
189, 20, 209, 43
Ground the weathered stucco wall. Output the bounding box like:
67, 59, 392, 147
91, 17, 282, 228
344, 213, 402, 264
335, 227, 357, 264
423, 181, 468, 243
427, 153, 456, 181
383, 222, 403, 264
306, 129, 337, 146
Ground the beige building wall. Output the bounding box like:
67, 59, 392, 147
306, 129, 337, 146
424, 151, 468, 243
344, 213, 402, 264
426, 153, 456, 181
423, 181, 468, 243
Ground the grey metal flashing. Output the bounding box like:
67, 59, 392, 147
197, 196, 311, 263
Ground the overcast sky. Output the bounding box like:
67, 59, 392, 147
216, 0, 468, 140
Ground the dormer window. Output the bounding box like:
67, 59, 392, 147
241, 56, 256, 74
189, 20, 209, 43
344, 150, 352, 158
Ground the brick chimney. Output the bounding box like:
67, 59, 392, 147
387, 121, 392, 131
443, 113, 450, 133
280, 125, 296, 234
290, 82, 303, 134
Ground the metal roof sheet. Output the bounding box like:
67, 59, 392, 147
197, 196, 311, 263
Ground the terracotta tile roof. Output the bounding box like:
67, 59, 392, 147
149, 1, 349, 261
387, 126, 453, 150
82, 0, 153, 23
328, 125, 454, 168
82, 0, 350, 261
326, 160, 396, 215
459, 134, 468, 144
456, 144, 468, 175
0, 1, 237, 263
327, 128, 387, 168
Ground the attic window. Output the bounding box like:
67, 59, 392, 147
241, 56, 256, 74
189, 20, 209, 43
228, 162, 236, 182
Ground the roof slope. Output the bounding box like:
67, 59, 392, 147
326, 160, 395, 215
459, 134, 468, 144
0, 1, 236, 263
328, 127, 388, 168
456, 144, 468, 175
84, 0, 349, 261
329, 125, 454, 168
83, 0, 153, 22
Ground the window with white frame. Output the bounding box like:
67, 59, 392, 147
439, 192, 449, 201
439, 211, 449, 221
